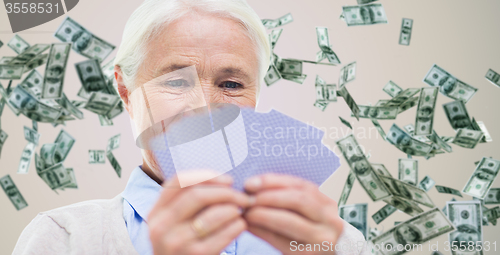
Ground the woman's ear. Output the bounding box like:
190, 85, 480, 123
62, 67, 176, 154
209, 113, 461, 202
115, 65, 133, 119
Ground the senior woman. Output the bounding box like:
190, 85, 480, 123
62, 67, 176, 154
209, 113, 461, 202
13, 0, 367, 254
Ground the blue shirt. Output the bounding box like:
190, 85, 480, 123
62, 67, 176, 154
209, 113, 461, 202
122, 166, 281, 255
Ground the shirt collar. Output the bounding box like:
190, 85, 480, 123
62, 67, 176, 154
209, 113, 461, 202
122, 166, 162, 222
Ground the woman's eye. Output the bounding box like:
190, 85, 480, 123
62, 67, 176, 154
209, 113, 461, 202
220, 81, 242, 89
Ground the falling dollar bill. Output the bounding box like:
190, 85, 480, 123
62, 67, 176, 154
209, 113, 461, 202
356, 105, 398, 119
75, 59, 108, 92
371, 208, 455, 255
399, 18, 413, 46
427, 130, 452, 153
24, 53, 48, 73
20, 70, 43, 98
368, 227, 382, 241
372, 204, 397, 224
264, 64, 281, 86
313, 100, 328, 111
315, 76, 337, 102
101, 57, 116, 82
475, 121, 492, 143
485, 69, 500, 88
397, 96, 419, 114
8, 44, 50, 66
418, 175, 435, 192
414, 87, 438, 136
89, 150, 106, 164
107, 134, 121, 152
339, 203, 368, 239
0, 64, 24, 79
371, 119, 387, 141
41, 43, 71, 99
339, 116, 353, 129
463, 157, 500, 199
398, 159, 418, 186
0, 57, 14, 65
106, 151, 122, 178
84, 92, 121, 116
0, 129, 8, 158
55, 93, 84, 120
98, 114, 113, 126
452, 129, 483, 149
436, 185, 463, 197
269, 29, 283, 50
383, 81, 403, 98
8, 34, 30, 54
372, 163, 392, 177
23, 126, 40, 145
442, 100, 473, 130
315, 27, 341, 64
337, 86, 360, 120
423, 64, 477, 103
0, 175, 28, 210
341, 4, 388, 26
484, 188, 500, 204
338, 171, 356, 207
54, 129, 75, 162
54, 17, 115, 62
483, 206, 500, 224
336, 135, 391, 201
339, 62, 356, 88
443, 198, 457, 216
261, 13, 293, 29
386, 124, 433, 157
18, 142, 36, 174
385, 88, 421, 107
38, 163, 72, 190
379, 175, 435, 208
446, 201, 483, 255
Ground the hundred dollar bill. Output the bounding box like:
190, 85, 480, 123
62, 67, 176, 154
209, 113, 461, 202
452, 129, 483, 149
372, 163, 392, 177
54, 17, 115, 62
278, 59, 303, 76
356, 105, 398, 119
24, 53, 48, 73
269, 29, 282, 50
0, 175, 28, 210
385, 88, 420, 107
18, 142, 36, 174
84, 92, 121, 116
75, 59, 108, 92
418, 175, 435, 192
55, 93, 84, 120
8, 34, 30, 54
89, 150, 106, 164
337, 86, 360, 120
475, 121, 492, 143
8, 44, 50, 66
463, 157, 500, 199
315, 27, 341, 64
341, 4, 388, 26
484, 188, 500, 204
371, 208, 455, 255
262, 13, 293, 29
379, 175, 434, 208
414, 87, 438, 136
41, 43, 71, 99
107, 134, 121, 152
0, 129, 8, 158
0, 64, 24, 79
338, 171, 356, 207
40, 143, 59, 167
7, 85, 38, 115
102, 99, 123, 120
371, 119, 387, 141
336, 135, 392, 201
427, 130, 452, 153
423, 64, 477, 103
98, 114, 113, 126
397, 96, 419, 114
386, 124, 433, 157
443, 198, 457, 216
0, 57, 14, 65
398, 159, 418, 186
24, 100, 63, 123
38, 163, 71, 190
403, 124, 415, 136
339, 203, 368, 238
106, 151, 122, 177
485, 69, 500, 88
483, 206, 500, 225
34, 152, 45, 173
443, 100, 473, 130
339, 116, 352, 129
63, 168, 78, 189
368, 227, 382, 241
399, 18, 413, 46
313, 100, 328, 111
70, 100, 86, 109
436, 185, 463, 197
447, 201, 483, 255
339, 62, 356, 87
315, 76, 337, 102
357, 0, 378, 4
281, 73, 306, 84
372, 204, 396, 224
23, 126, 40, 145
383, 81, 403, 98
20, 70, 43, 98
264, 64, 281, 86
54, 129, 75, 162
101, 57, 116, 82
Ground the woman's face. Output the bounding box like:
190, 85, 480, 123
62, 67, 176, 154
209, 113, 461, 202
128, 11, 260, 177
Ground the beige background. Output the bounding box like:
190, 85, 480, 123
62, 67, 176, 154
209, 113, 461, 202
1, 0, 500, 254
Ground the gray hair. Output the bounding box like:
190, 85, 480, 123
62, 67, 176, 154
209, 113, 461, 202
114, 0, 270, 96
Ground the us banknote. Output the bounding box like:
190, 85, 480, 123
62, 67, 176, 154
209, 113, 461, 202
442, 100, 473, 130
315, 27, 341, 64
339, 62, 356, 87
89, 150, 105, 164
418, 175, 435, 192
337, 86, 360, 120
342, 4, 388, 26
339, 203, 368, 238
356, 105, 398, 120
424, 64, 477, 103
399, 18, 413, 46
106, 134, 121, 152
372, 163, 392, 177
8, 34, 30, 54
8, 44, 50, 66
447, 201, 483, 255
372, 204, 396, 224
379, 175, 435, 208
0, 64, 24, 79
75, 59, 108, 92
386, 124, 433, 157
485, 69, 500, 88
452, 129, 483, 149
436, 185, 463, 197
338, 171, 356, 207
261, 13, 293, 29
18, 142, 36, 174
414, 87, 438, 136
383, 81, 403, 97
463, 157, 500, 199
484, 188, 500, 204
398, 159, 418, 186
41, 43, 71, 99
106, 151, 121, 177
0, 175, 28, 210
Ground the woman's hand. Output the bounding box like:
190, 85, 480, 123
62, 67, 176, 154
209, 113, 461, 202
148, 172, 250, 255
243, 174, 344, 255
